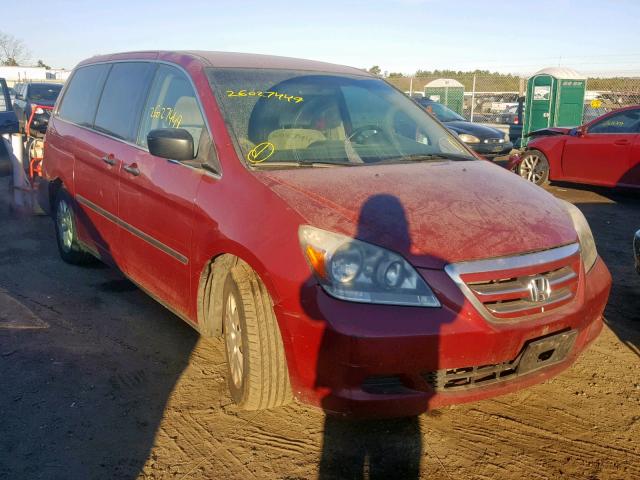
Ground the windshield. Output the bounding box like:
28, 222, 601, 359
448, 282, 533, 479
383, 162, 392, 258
206, 68, 474, 167
419, 100, 466, 122
28, 84, 62, 103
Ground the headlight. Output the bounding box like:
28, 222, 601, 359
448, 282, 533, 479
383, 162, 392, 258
560, 200, 598, 271
458, 133, 480, 144
299, 225, 440, 307
34, 107, 45, 115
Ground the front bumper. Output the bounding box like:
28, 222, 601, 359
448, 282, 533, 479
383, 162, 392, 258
284, 256, 611, 418
469, 141, 514, 158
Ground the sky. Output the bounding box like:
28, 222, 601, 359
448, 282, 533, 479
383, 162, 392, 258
6, 0, 640, 76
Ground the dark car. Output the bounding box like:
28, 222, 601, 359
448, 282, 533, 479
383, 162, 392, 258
0, 77, 20, 173
0, 78, 19, 135
414, 97, 513, 158
12, 82, 62, 135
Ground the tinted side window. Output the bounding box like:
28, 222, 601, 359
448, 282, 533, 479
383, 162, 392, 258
589, 110, 640, 134
137, 65, 205, 154
94, 62, 156, 141
58, 64, 110, 127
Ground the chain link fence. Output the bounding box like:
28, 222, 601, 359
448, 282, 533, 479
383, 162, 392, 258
386, 73, 640, 127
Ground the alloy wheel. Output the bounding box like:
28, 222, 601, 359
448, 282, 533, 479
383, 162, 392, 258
56, 199, 74, 252
519, 154, 547, 184
224, 292, 244, 389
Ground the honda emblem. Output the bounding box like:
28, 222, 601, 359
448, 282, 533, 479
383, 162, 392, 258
528, 276, 551, 302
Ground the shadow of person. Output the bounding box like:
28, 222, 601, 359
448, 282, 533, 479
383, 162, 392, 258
300, 193, 458, 479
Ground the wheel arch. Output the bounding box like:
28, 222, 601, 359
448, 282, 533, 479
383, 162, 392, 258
195, 245, 283, 339
48, 177, 63, 215
526, 138, 566, 180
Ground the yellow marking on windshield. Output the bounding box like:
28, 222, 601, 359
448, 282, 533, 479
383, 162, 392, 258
247, 142, 275, 164
226, 90, 303, 103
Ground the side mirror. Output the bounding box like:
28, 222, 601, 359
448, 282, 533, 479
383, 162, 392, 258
147, 128, 194, 161
570, 126, 585, 137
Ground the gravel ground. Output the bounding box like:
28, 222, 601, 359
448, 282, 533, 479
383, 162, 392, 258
0, 178, 638, 480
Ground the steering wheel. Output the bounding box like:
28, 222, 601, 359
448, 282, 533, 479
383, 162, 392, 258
347, 125, 387, 144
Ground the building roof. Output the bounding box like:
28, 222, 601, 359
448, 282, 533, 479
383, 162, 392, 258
533, 67, 585, 79
424, 78, 464, 88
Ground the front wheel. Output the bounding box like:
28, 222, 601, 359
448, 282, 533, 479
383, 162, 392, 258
518, 149, 549, 186
222, 261, 292, 410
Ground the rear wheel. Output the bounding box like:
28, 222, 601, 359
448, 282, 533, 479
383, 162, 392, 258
54, 189, 94, 265
222, 261, 292, 410
518, 149, 549, 186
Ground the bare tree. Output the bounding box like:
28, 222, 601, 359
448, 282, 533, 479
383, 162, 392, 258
0, 31, 30, 66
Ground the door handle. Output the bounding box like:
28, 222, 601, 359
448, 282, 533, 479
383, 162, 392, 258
614, 139, 630, 146
101, 154, 116, 166
123, 163, 140, 176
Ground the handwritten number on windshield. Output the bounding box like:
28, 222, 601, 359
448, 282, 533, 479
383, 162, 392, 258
226, 90, 303, 103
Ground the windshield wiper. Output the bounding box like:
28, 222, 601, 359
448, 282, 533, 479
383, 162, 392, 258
399, 153, 476, 162
251, 160, 347, 168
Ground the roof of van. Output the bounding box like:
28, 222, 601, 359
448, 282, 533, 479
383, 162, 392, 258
77, 50, 371, 77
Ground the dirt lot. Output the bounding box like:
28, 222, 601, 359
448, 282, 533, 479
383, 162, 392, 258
0, 178, 638, 480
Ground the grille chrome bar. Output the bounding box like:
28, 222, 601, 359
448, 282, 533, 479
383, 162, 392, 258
445, 244, 581, 322
485, 290, 573, 315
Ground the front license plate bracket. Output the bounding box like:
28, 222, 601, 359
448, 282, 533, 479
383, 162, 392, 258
518, 329, 578, 375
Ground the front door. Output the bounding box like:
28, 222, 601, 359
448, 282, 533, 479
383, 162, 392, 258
561, 109, 640, 186
118, 64, 208, 317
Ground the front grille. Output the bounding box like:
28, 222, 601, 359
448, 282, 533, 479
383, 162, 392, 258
424, 329, 578, 391
424, 361, 518, 391
445, 244, 581, 321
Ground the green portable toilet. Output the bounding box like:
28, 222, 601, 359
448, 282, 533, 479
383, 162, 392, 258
522, 67, 587, 146
424, 79, 464, 115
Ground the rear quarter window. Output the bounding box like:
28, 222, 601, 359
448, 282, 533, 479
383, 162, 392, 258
58, 64, 110, 127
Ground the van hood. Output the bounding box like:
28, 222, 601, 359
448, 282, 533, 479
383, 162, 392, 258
256, 161, 577, 269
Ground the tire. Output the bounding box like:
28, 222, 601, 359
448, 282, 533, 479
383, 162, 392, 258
53, 188, 94, 265
518, 149, 549, 186
222, 261, 292, 410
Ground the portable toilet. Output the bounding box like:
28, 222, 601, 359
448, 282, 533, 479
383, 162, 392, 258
424, 79, 465, 115
522, 67, 587, 145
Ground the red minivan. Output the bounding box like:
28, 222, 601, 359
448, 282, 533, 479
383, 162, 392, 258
40, 51, 611, 417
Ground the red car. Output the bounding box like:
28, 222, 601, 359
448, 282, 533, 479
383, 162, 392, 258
40, 51, 611, 418
512, 105, 640, 187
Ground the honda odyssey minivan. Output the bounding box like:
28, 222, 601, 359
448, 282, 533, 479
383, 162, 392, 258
40, 51, 611, 417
